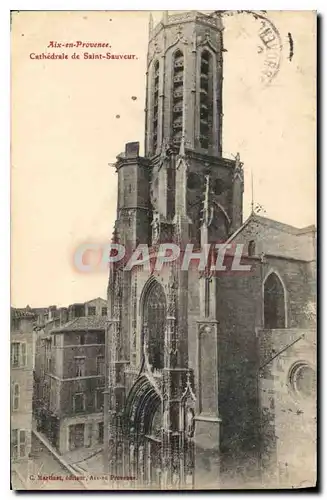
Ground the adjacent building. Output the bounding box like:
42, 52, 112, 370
33, 297, 107, 455
11, 308, 35, 488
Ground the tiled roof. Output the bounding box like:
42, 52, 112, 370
253, 214, 315, 235
52, 315, 107, 333
227, 213, 316, 243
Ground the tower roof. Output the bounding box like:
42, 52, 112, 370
150, 11, 223, 40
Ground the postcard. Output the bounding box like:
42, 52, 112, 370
11, 10, 316, 490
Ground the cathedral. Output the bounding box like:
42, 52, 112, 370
104, 12, 316, 489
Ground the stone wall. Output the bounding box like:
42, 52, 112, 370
258, 328, 316, 488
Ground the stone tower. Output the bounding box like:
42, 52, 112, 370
105, 11, 244, 490
145, 11, 224, 157
143, 11, 243, 247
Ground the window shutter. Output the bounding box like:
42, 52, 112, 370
19, 430, 26, 457
11, 343, 19, 367
13, 383, 20, 410
11, 429, 18, 458
21, 343, 27, 367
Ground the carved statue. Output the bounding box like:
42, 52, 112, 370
235, 152, 244, 170
234, 152, 244, 182
201, 324, 212, 336
152, 211, 160, 245
139, 445, 144, 463
170, 346, 178, 368
163, 407, 169, 430
158, 137, 172, 170
201, 175, 214, 228
130, 443, 135, 464
186, 407, 195, 438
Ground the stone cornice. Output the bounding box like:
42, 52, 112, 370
115, 156, 151, 170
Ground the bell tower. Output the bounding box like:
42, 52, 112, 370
145, 11, 244, 248
145, 11, 224, 156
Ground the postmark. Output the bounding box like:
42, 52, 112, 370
217, 10, 283, 86
256, 13, 283, 85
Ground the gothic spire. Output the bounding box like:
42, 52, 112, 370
200, 174, 213, 247
162, 11, 168, 24
179, 134, 185, 158
148, 12, 153, 35
201, 174, 213, 228
112, 221, 120, 244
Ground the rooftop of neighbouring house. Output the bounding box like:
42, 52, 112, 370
51, 315, 107, 334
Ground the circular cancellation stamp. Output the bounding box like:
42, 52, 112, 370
221, 10, 283, 86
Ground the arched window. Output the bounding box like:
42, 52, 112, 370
143, 280, 167, 369
263, 272, 286, 329
172, 50, 184, 146
248, 240, 256, 256
199, 50, 213, 150
153, 60, 159, 153
290, 363, 316, 399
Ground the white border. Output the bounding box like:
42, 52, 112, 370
2, 1, 323, 498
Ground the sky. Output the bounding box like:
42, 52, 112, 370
11, 11, 316, 308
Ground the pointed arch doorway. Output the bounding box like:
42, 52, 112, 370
124, 376, 163, 488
